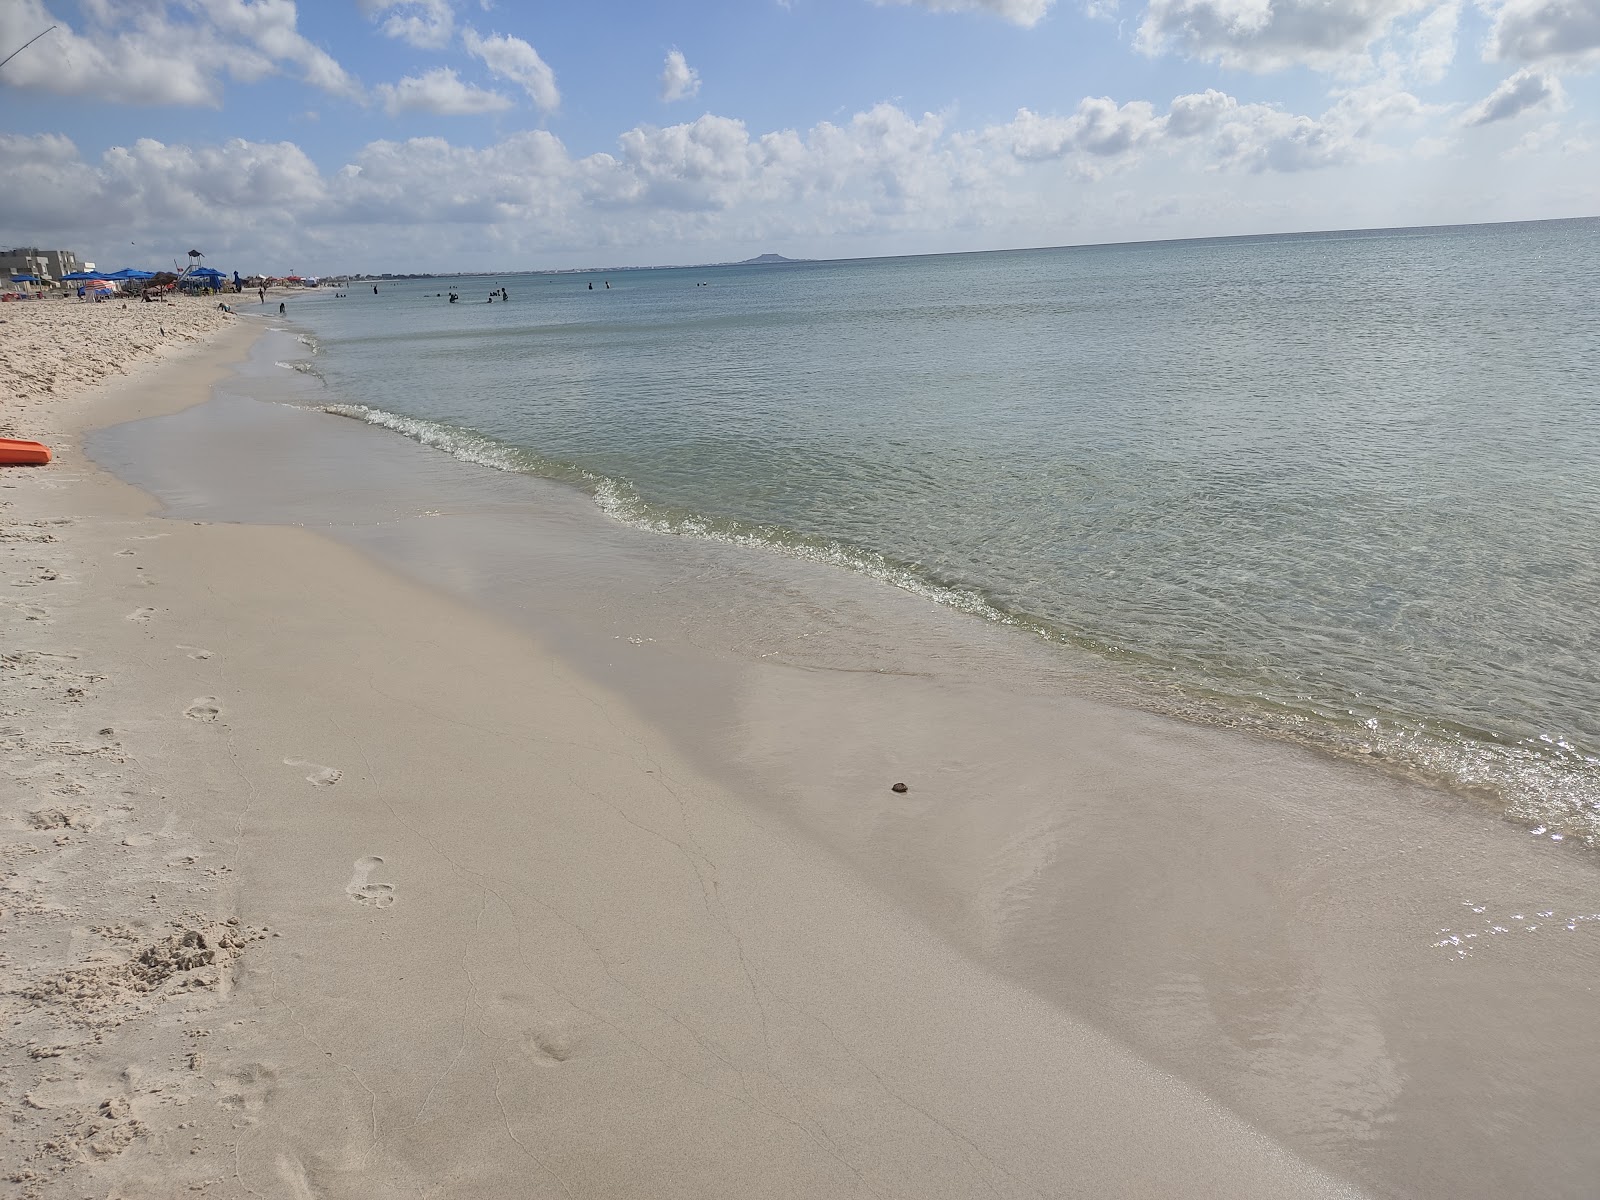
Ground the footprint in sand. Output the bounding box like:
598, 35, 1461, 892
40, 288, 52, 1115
184, 697, 221, 722
284, 759, 341, 787
3, 601, 51, 622
126, 607, 156, 623
178, 644, 214, 660
345, 855, 395, 908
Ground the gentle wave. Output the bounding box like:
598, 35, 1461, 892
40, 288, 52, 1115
311, 400, 1600, 847
275, 360, 321, 376
314, 402, 1014, 621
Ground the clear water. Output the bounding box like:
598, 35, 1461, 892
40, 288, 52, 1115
282, 219, 1600, 842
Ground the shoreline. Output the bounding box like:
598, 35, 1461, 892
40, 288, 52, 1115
308, 392, 1596, 848
60, 319, 1600, 1198
0, 314, 1375, 1194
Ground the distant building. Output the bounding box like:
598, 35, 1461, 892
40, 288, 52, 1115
0, 247, 82, 284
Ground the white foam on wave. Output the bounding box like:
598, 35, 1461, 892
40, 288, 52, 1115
317, 402, 1015, 630
590, 477, 1012, 624
316, 403, 535, 475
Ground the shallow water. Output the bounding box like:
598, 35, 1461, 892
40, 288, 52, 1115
273, 219, 1600, 841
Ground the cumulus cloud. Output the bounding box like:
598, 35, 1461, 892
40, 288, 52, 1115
1483, 0, 1600, 67
870, 0, 1056, 25
1135, 0, 1445, 71
356, 0, 455, 49
374, 67, 512, 116
660, 49, 702, 102
462, 26, 559, 111
1462, 67, 1565, 123
0, 132, 326, 246
0, 86, 1450, 269
991, 88, 1403, 173
0, 0, 357, 105
1003, 99, 1164, 162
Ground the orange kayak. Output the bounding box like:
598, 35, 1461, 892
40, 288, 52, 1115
0, 438, 51, 466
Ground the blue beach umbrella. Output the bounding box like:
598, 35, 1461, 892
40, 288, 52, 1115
10, 274, 39, 283
61, 271, 98, 281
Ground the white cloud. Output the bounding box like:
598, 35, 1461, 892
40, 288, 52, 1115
1395, 0, 1461, 80
356, 0, 455, 49
992, 87, 1415, 174
0, 0, 357, 105
0, 132, 326, 248
1483, 0, 1600, 68
198, 0, 359, 96
0, 86, 1512, 271
462, 26, 559, 111
660, 49, 702, 102
1136, 0, 1447, 71
1462, 66, 1565, 123
999, 100, 1165, 174
871, 0, 1055, 24
374, 67, 512, 116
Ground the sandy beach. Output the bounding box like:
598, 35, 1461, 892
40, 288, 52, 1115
0, 316, 1381, 1197
4, 306, 1599, 1200
0, 298, 237, 435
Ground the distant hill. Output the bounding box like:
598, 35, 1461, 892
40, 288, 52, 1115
738, 253, 799, 265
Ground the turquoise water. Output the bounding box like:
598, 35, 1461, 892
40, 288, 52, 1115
284, 219, 1600, 842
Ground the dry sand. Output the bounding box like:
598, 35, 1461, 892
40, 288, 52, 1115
0, 322, 1371, 1195
0, 296, 236, 435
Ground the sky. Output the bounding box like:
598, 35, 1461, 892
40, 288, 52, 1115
1, 0, 1596, 274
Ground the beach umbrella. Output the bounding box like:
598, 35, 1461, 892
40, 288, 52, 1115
191, 266, 225, 278
9, 274, 39, 284
109, 267, 155, 280
61, 271, 98, 281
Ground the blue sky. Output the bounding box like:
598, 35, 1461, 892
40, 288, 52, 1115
1, 0, 1596, 273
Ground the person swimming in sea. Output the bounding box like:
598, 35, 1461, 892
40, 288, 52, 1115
278, 301, 286, 315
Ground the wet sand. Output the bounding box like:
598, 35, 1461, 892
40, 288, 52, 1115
67, 324, 1600, 1198
0, 329, 1384, 1195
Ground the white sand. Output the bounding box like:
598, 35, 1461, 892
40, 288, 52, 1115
0, 318, 1368, 1195
0, 296, 237, 434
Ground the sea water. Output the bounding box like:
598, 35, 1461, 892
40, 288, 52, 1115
280, 218, 1600, 842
